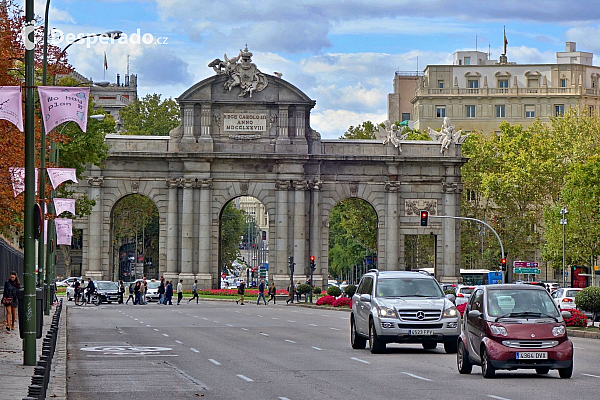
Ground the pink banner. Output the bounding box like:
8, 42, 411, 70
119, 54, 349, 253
47, 168, 78, 189
37, 86, 90, 135
55, 218, 72, 246
54, 198, 76, 216
0, 87, 24, 132
9, 167, 38, 197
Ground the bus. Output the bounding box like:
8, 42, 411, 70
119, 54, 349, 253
414, 268, 504, 285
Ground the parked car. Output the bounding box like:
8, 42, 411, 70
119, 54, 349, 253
351, 270, 459, 354
457, 284, 573, 379
455, 285, 476, 307
551, 287, 582, 311
145, 280, 161, 302
94, 281, 120, 303
56, 276, 82, 287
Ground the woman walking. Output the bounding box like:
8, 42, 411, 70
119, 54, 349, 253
267, 282, 277, 304
125, 282, 134, 304
2, 271, 21, 331
165, 281, 173, 305
118, 281, 125, 304
235, 279, 245, 305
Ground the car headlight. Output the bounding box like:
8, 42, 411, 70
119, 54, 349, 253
489, 324, 508, 336
552, 325, 566, 336
378, 307, 397, 318
442, 305, 458, 318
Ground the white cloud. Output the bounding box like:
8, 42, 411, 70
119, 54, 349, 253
311, 109, 387, 139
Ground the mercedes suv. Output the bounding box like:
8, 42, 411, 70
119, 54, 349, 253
351, 270, 460, 354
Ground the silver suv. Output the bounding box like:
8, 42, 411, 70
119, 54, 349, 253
351, 270, 460, 354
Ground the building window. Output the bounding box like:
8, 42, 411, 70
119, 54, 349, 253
438, 80, 444, 89
467, 190, 477, 202
436, 106, 446, 118
401, 113, 411, 121
525, 105, 535, 118
464, 57, 471, 65
560, 78, 567, 87
466, 105, 476, 118
498, 79, 509, 88
468, 79, 479, 88
589, 106, 595, 115
555, 104, 564, 116
527, 78, 539, 88
495, 105, 506, 118
593, 80, 596, 88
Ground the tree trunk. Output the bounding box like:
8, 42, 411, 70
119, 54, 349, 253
60, 245, 72, 277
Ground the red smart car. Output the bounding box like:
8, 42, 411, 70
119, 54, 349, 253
457, 284, 573, 378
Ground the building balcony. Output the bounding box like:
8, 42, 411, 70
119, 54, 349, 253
414, 86, 587, 99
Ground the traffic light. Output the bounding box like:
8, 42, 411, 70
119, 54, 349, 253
501, 258, 507, 271
310, 256, 316, 271
288, 256, 294, 272
420, 210, 429, 227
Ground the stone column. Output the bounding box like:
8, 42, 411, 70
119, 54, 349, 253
86, 177, 104, 280
197, 179, 213, 288
201, 107, 211, 136
275, 181, 290, 285
164, 178, 180, 282
309, 181, 323, 288
385, 181, 400, 271
179, 178, 195, 282
293, 180, 308, 278
181, 106, 195, 143
440, 181, 462, 283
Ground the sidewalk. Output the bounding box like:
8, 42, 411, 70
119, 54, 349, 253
0, 300, 67, 399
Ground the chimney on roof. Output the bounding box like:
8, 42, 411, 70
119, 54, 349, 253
117, 73, 120, 86
566, 42, 576, 52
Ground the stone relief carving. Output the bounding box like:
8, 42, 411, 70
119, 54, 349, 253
405, 199, 438, 216
309, 180, 322, 191
169, 123, 183, 139
293, 180, 309, 191
349, 183, 359, 197
240, 181, 249, 195
208, 45, 268, 98
131, 179, 139, 193
442, 182, 463, 193
378, 120, 409, 153
166, 178, 181, 188
213, 113, 221, 128
269, 113, 277, 129
198, 179, 213, 189
88, 177, 104, 187
182, 178, 195, 188
427, 117, 469, 154
385, 181, 400, 192
275, 180, 291, 191
228, 134, 262, 140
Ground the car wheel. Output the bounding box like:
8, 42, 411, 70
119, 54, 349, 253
558, 365, 573, 379
457, 340, 472, 374
535, 367, 549, 375
422, 342, 437, 350
368, 319, 386, 354
481, 348, 495, 378
444, 340, 458, 354
351, 316, 366, 349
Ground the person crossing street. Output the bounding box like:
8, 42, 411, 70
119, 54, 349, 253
188, 279, 199, 304
256, 279, 267, 305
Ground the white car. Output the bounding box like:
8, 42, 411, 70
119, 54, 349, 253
551, 287, 582, 311
454, 285, 476, 306
66, 280, 86, 301
56, 277, 82, 287
145, 280, 161, 302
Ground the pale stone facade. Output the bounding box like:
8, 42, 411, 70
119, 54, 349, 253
412, 42, 600, 133
75, 51, 467, 289
387, 72, 420, 124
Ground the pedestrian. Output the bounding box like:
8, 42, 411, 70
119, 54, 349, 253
177, 279, 183, 305
2, 271, 21, 331
134, 281, 141, 305
188, 279, 199, 304
165, 280, 173, 305
118, 280, 125, 304
267, 282, 276, 304
158, 277, 165, 305
86, 278, 96, 304
236, 279, 245, 305
305, 278, 312, 301
126, 282, 134, 304
286, 282, 294, 304
141, 278, 147, 304
295, 280, 301, 302
256, 279, 267, 305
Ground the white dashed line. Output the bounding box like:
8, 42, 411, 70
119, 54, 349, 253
257, 315, 263, 317
272, 317, 278, 320
287, 320, 296, 323
186, 314, 191, 316
146, 325, 151, 327
202, 318, 208, 320
311, 346, 323, 351
139, 321, 144, 324
351, 357, 370, 364
237, 374, 254, 382
134, 318, 138, 321
153, 329, 159, 331
284, 340, 297, 344
339, 317, 346, 320
241, 328, 249, 331
487, 396, 512, 400
190, 348, 200, 353
330, 327, 341, 331
226, 324, 234, 327
574, 346, 586, 350
260, 333, 269, 337
163, 333, 169, 337
279, 397, 291, 400
401, 372, 431, 381
213, 321, 220, 323
175, 340, 183, 344
291, 311, 299, 313
235, 311, 240, 313
582, 373, 600, 379
309, 324, 318, 327
209, 359, 221, 365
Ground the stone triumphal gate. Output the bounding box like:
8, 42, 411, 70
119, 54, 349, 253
77, 47, 466, 289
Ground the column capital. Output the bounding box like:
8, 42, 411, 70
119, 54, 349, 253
275, 180, 291, 190
198, 178, 213, 189
385, 181, 400, 192
166, 178, 182, 188
309, 180, 322, 190
88, 177, 104, 187
442, 182, 463, 193
182, 178, 195, 188
293, 180, 309, 191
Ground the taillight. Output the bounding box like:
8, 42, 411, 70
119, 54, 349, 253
457, 293, 464, 297
562, 298, 573, 302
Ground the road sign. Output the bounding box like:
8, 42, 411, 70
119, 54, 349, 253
513, 261, 539, 268
513, 267, 541, 274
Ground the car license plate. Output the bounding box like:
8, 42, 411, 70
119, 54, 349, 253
409, 329, 434, 335
516, 352, 548, 359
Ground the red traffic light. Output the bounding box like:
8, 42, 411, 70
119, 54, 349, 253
501, 258, 507, 264
310, 256, 315, 262
420, 210, 429, 227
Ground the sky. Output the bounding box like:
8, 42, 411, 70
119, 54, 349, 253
20, 0, 600, 138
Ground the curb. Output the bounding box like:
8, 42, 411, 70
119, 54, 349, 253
567, 328, 600, 340
48, 300, 67, 399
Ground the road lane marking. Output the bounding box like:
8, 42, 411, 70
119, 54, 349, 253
202, 317, 208, 320
401, 372, 431, 381
257, 315, 264, 317
237, 374, 254, 382
209, 359, 221, 365
574, 346, 586, 350
330, 327, 341, 331
235, 311, 240, 313
291, 310, 299, 313
186, 314, 191, 316
272, 317, 279, 320
146, 325, 151, 327
134, 318, 138, 321
285, 340, 297, 343
163, 334, 169, 337
241, 328, 249, 331
279, 397, 291, 400
287, 320, 296, 323
311, 346, 323, 351
175, 340, 183, 344
351, 357, 369, 364
226, 324, 234, 327
582, 373, 600, 379
339, 317, 346, 320
309, 324, 318, 327
153, 329, 159, 331
260, 333, 269, 337
487, 396, 512, 400
190, 348, 200, 353
139, 321, 144, 324
213, 321, 220, 323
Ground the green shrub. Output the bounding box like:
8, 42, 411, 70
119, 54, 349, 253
296, 284, 312, 295
344, 284, 357, 298
575, 286, 600, 321
313, 287, 322, 294
444, 289, 456, 295
327, 286, 342, 297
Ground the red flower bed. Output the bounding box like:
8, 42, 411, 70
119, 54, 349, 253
564, 309, 588, 327
316, 295, 336, 305
332, 297, 352, 308
456, 303, 467, 316
196, 288, 289, 296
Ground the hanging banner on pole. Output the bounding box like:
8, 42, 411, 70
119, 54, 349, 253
54, 198, 76, 216
0, 86, 24, 132
55, 218, 73, 246
9, 167, 38, 197
47, 168, 78, 189
37, 86, 90, 135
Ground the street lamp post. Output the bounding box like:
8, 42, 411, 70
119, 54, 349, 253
560, 207, 568, 288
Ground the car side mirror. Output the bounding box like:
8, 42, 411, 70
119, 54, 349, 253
445, 293, 456, 303
560, 310, 572, 320
467, 310, 482, 319
359, 294, 371, 302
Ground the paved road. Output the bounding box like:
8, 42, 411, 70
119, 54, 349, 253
66, 300, 600, 400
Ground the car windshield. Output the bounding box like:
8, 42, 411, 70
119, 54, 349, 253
376, 278, 443, 298
97, 282, 118, 290
459, 287, 475, 295
565, 290, 580, 297
147, 282, 160, 289
487, 289, 559, 319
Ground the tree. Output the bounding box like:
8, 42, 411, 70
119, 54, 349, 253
220, 202, 246, 269
340, 121, 377, 139
120, 93, 180, 136
575, 287, 600, 323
